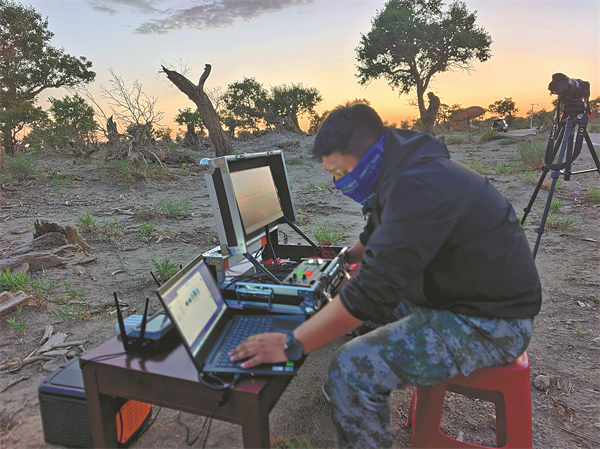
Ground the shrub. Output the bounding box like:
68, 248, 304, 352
517, 138, 546, 171
480, 130, 501, 143
3, 154, 39, 179
309, 216, 345, 245
445, 135, 464, 145
585, 186, 600, 202
466, 160, 486, 174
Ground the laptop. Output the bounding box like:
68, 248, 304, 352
156, 254, 306, 377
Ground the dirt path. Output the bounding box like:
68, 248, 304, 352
1, 130, 599, 448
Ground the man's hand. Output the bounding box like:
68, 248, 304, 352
229, 332, 287, 369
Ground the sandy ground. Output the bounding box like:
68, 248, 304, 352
1, 129, 599, 448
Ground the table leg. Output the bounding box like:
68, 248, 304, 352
81, 366, 118, 448
240, 404, 270, 449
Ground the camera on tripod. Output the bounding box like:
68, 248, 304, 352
548, 73, 590, 100
521, 72, 599, 259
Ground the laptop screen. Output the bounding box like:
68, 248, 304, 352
230, 166, 284, 235
159, 260, 226, 357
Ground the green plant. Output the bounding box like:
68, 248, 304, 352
562, 215, 580, 230
318, 181, 330, 194
53, 281, 87, 321
138, 275, 147, 284
151, 257, 179, 281
466, 160, 486, 174
98, 170, 108, 182
25, 217, 36, 232
495, 163, 510, 175
498, 138, 515, 145
286, 157, 302, 165
204, 234, 213, 245
6, 306, 27, 333
180, 166, 190, 176
306, 180, 316, 191
138, 221, 155, 237
152, 199, 188, 218
517, 138, 546, 171
479, 130, 501, 143
0, 268, 31, 292
309, 216, 346, 245
522, 171, 537, 184
78, 210, 97, 232
98, 218, 124, 241
276, 436, 313, 449
585, 186, 600, 202
587, 123, 600, 132
445, 135, 464, 145
541, 199, 564, 213
109, 159, 133, 181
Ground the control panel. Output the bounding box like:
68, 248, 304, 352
282, 258, 327, 286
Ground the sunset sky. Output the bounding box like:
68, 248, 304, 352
28, 0, 600, 133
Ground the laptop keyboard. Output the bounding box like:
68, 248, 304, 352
215, 316, 274, 368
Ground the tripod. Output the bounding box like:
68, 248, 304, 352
521, 96, 600, 259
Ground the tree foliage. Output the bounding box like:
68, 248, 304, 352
268, 83, 323, 130
355, 0, 492, 133
0, 0, 95, 155
26, 94, 96, 154
437, 103, 463, 126
223, 78, 322, 134
223, 77, 269, 132
488, 97, 519, 123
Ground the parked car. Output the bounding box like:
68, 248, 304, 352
492, 119, 508, 132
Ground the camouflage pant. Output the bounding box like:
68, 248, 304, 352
323, 302, 533, 448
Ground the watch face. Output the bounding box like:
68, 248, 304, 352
285, 342, 303, 361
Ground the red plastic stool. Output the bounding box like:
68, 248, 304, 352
405, 352, 532, 448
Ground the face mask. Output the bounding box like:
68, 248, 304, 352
333, 132, 385, 207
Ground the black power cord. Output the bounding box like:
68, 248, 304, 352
175, 389, 233, 447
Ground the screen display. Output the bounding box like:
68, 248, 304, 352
161, 261, 226, 356
230, 166, 284, 235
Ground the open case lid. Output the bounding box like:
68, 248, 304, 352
201, 151, 297, 256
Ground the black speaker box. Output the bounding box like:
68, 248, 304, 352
38, 357, 150, 448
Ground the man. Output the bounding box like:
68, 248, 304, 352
229, 103, 541, 448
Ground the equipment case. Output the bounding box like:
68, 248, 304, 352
200, 151, 348, 315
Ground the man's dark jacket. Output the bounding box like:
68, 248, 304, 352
339, 128, 542, 322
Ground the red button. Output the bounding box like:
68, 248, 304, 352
305, 270, 313, 277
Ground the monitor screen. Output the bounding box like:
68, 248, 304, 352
160, 261, 226, 357
230, 166, 284, 235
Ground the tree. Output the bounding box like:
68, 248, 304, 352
48, 94, 96, 152
162, 64, 233, 157
355, 0, 492, 134
1, 102, 48, 151
268, 83, 323, 131
99, 69, 165, 146
0, 0, 95, 155
223, 77, 269, 132
437, 103, 462, 126
175, 107, 205, 148
488, 97, 518, 124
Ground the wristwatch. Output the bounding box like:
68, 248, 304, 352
284, 333, 304, 361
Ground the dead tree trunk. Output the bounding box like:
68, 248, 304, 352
422, 92, 441, 134
162, 65, 233, 157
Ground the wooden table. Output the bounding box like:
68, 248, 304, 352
80, 337, 293, 448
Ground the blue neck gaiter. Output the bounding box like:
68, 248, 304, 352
333, 131, 385, 207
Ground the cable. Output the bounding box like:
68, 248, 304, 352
175, 389, 232, 447
136, 406, 161, 440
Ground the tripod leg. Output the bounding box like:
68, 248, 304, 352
532, 171, 560, 259
521, 167, 550, 225
583, 130, 600, 173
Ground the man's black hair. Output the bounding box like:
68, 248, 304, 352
312, 103, 385, 158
